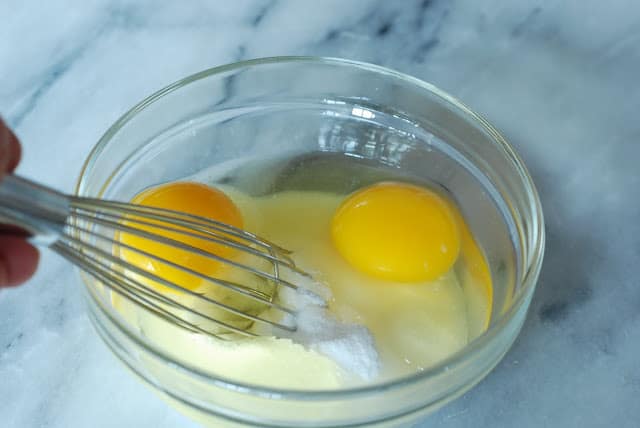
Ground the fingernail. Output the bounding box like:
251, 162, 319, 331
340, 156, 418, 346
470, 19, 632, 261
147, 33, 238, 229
0, 118, 10, 171
0, 117, 9, 147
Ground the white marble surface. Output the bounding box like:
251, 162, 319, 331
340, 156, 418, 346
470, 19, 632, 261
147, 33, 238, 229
1, 1, 639, 427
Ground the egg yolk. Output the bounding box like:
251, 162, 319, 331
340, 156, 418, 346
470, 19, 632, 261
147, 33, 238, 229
331, 182, 461, 282
118, 182, 243, 292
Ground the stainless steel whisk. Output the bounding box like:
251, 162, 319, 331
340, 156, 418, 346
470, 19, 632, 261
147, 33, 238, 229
0, 175, 301, 338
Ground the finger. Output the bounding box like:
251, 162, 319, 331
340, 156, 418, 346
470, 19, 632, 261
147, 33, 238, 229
0, 236, 39, 287
5, 126, 21, 172
0, 118, 21, 173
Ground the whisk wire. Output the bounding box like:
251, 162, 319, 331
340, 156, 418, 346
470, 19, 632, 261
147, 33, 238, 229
72, 201, 301, 270
71, 205, 304, 289
61, 222, 298, 331
71, 197, 293, 254
53, 241, 239, 337
0, 175, 305, 339
69, 211, 300, 294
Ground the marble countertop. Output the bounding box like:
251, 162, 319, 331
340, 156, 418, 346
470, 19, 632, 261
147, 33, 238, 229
1, 1, 638, 427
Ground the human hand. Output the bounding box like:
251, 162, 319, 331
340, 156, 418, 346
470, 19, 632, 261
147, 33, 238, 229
0, 118, 39, 287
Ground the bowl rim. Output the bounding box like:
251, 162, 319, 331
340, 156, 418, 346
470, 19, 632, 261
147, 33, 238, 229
75, 56, 545, 400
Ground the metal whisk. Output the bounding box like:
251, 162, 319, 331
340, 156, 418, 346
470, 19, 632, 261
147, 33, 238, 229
0, 175, 302, 338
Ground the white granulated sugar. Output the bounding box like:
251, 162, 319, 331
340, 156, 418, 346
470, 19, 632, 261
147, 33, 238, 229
186, 162, 381, 380
295, 306, 380, 380
278, 273, 380, 381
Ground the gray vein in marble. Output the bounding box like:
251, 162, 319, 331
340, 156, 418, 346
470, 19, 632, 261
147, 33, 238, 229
252, 0, 277, 27
309, 0, 450, 67
6, 10, 114, 127
510, 6, 542, 38
12, 43, 91, 127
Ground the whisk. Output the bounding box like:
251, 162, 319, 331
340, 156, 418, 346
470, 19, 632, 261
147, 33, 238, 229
0, 175, 303, 338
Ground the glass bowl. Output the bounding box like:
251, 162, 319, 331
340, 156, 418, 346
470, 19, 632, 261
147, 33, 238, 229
75, 57, 544, 427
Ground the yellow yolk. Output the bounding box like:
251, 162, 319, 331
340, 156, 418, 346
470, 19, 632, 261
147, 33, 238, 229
331, 182, 461, 282
118, 182, 243, 292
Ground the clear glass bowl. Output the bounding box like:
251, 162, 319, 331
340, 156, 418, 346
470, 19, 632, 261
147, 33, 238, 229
75, 57, 544, 427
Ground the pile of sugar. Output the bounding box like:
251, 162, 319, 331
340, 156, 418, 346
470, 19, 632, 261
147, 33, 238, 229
186, 163, 381, 381
275, 273, 380, 381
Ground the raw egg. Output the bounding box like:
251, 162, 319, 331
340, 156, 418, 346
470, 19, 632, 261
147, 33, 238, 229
118, 181, 243, 292
331, 182, 461, 282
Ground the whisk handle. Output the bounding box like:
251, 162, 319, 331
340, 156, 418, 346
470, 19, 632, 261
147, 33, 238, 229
0, 174, 70, 246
